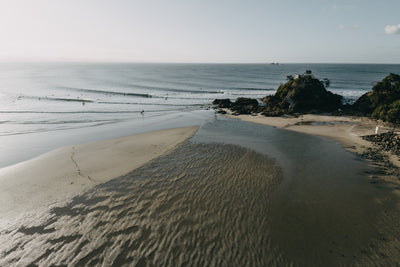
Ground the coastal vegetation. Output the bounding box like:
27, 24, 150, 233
213, 72, 400, 180
353, 73, 400, 123
262, 70, 342, 115
213, 71, 400, 124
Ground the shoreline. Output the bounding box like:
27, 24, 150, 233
0, 109, 213, 169
3, 118, 390, 266
0, 126, 198, 217
2, 112, 400, 265
224, 111, 400, 187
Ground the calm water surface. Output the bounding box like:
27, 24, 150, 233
2, 63, 400, 167
1, 119, 399, 266
2, 63, 400, 136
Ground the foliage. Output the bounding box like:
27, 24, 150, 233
371, 100, 400, 123
369, 73, 400, 109
353, 73, 400, 122
263, 72, 342, 113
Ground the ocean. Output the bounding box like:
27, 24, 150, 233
2, 63, 400, 265
1, 118, 396, 266
1, 63, 400, 136
1, 62, 400, 167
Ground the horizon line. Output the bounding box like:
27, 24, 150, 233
1, 60, 400, 65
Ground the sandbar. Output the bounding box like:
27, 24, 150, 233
224, 113, 400, 168
0, 126, 198, 217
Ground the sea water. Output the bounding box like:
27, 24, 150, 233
0, 118, 398, 266
1, 62, 400, 167
2, 64, 400, 265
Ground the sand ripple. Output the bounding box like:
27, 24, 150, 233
0, 143, 283, 266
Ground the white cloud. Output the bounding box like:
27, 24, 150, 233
385, 24, 400, 35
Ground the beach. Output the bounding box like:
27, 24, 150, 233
1, 116, 400, 265
0, 126, 198, 217
224, 112, 400, 197
0, 0, 399, 263
1, 62, 400, 265
225, 112, 400, 165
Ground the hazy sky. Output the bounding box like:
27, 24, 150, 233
0, 0, 399, 63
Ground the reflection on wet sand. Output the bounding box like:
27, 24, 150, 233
1, 133, 400, 266
0, 143, 282, 266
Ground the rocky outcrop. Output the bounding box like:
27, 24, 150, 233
212, 99, 232, 108
363, 132, 400, 156
212, 72, 400, 123
353, 73, 400, 123
213, 97, 260, 115
262, 73, 342, 114
213, 72, 342, 116
360, 132, 400, 177
230, 98, 259, 115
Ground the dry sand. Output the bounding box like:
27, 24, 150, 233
0, 126, 198, 217
224, 112, 400, 168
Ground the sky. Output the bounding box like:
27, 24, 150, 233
0, 0, 399, 63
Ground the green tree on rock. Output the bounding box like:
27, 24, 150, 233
353, 73, 400, 123
262, 71, 342, 114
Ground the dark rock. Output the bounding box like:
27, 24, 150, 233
352, 73, 400, 123
363, 132, 400, 156
359, 145, 400, 177
261, 72, 342, 115
230, 98, 259, 115
234, 97, 258, 106
212, 99, 232, 108
352, 93, 372, 114
261, 109, 285, 117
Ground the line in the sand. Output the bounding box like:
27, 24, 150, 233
70, 146, 95, 182
0, 126, 198, 218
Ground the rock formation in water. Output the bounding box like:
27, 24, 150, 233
261, 71, 342, 115
352, 73, 400, 123
213, 71, 342, 116
212, 98, 232, 108
213, 71, 400, 124
230, 98, 260, 115
213, 98, 260, 115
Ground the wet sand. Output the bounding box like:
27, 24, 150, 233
1, 118, 400, 265
224, 112, 400, 168
224, 113, 374, 152
0, 143, 283, 266
0, 126, 198, 217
